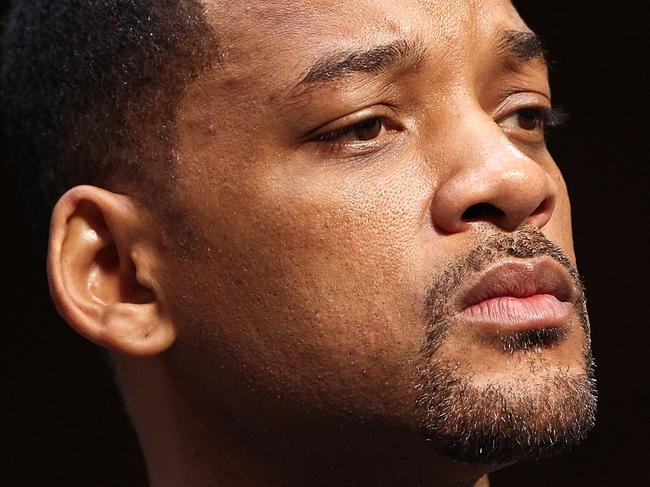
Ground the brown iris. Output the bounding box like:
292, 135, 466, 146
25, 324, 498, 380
351, 117, 382, 141
517, 108, 543, 131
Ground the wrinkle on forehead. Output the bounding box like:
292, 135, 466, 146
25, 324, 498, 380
196, 1, 419, 96
186, 0, 534, 112
199, 0, 528, 63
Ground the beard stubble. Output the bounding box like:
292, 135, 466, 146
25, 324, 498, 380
415, 226, 597, 464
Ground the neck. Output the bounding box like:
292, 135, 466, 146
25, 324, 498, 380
116, 357, 492, 487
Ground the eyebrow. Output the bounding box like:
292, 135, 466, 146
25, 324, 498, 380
290, 30, 545, 97
495, 30, 548, 65
293, 38, 428, 90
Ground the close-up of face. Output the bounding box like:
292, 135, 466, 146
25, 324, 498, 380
144, 0, 595, 469
4, 0, 605, 485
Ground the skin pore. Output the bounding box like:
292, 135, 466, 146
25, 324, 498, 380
46, 1, 595, 486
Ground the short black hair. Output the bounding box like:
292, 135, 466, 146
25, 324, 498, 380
1, 0, 219, 251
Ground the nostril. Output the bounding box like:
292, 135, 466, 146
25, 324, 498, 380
531, 198, 550, 217
526, 195, 556, 229
462, 203, 506, 222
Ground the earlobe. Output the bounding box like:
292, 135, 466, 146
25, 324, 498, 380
47, 185, 176, 357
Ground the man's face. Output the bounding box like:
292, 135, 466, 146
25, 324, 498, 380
154, 0, 595, 464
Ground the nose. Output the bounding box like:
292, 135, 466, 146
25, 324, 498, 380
430, 114, 557, 234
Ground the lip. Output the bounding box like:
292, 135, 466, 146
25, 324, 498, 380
456, 257, 576, 331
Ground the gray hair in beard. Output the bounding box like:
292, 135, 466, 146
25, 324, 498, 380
415, 226, 597, 464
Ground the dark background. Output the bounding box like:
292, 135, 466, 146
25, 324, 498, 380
2, 2, 648, 486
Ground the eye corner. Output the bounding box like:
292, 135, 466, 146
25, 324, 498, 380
543, 106, 569, 129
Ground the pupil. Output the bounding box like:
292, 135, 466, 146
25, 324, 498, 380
354, 118, 382, 140
518, 109, 541, 131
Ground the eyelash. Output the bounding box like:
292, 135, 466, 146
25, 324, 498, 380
509, 106, 567, 131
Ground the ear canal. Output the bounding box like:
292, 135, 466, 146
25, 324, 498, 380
95, 242, 156, 305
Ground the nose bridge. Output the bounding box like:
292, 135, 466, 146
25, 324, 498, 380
430, 107, 557, 234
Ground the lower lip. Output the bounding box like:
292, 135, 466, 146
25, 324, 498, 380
462, 294, 571, 331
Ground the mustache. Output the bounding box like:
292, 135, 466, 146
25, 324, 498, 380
422, 225, 588, 357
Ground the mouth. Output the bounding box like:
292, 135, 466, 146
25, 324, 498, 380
456, 257, 576, 333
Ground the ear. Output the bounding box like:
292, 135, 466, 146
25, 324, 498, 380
47, 185, 176, 357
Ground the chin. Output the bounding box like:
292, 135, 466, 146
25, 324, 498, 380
415, 335, 597, 465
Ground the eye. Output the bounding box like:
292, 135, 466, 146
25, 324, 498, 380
316, 117, 385, 143
500, 107, 565, 132
514, 107, 545, 130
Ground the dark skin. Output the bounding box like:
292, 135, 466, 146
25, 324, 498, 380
47, 1, 590, 486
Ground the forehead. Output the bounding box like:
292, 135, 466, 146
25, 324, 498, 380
202, 0, 528, 69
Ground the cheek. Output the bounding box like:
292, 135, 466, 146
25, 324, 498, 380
160, 158, 433, 419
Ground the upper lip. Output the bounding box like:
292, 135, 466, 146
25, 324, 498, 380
457, 257, 575, 313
